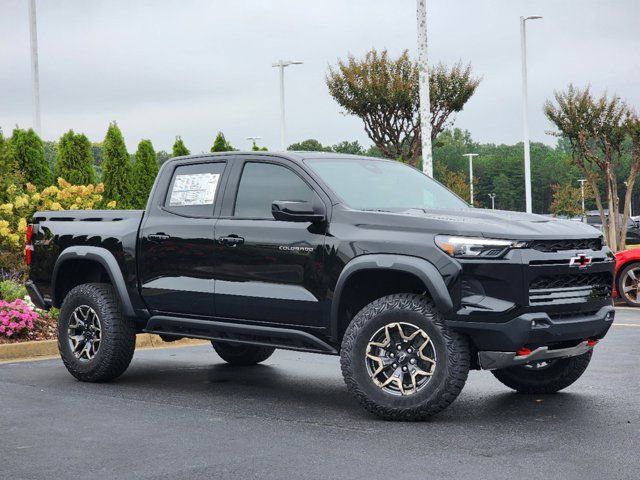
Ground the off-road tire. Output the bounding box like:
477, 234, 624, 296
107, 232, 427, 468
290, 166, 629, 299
340, 293, 470, 421
58, 283, 136, 382
617, 262, 640, 307
212, 341, 275, 366
491, 351, 593, 394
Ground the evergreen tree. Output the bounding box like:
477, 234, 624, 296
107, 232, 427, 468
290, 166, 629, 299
131, 139, 158, 209
9, 128, 52, 189
102, 122, 132, 208
54, 130, 96, 185
0, 129, 24, 202
172, 136, 190, 157
210, 132, 234, 152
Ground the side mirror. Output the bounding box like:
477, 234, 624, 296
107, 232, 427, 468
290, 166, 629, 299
272, 200, 326, 223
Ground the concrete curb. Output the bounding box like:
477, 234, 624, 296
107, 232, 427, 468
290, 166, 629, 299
0, 334, 208, 363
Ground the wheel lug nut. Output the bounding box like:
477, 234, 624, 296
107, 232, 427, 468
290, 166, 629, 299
402, 366, 408, 371
389, 353, 395, 358
392, 363, 398, 368
410, 359, 416, 364
397, 345, 402, 350
407, 348, 413, 353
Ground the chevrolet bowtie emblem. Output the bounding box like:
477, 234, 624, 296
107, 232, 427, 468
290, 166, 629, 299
569, 253, 593, 268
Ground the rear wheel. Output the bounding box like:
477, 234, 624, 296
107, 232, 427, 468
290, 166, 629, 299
617, 262, 640, 307
491, 351, 592, 394
58, 283, 136, 382
340, 293, 470, 421
211, 341, 275, 366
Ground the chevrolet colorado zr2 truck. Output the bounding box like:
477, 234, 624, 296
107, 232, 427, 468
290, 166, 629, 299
25, 152, 616, 420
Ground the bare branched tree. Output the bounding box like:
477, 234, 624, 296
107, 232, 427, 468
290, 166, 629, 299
326, 49, 480, 167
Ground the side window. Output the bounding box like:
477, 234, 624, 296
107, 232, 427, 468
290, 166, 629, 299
234, 162, 314, 218
164, 162, 226, 217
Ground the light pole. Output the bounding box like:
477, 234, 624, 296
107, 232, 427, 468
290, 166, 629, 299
625, 181, 633, 217
463, 153, 478, 206
488, 193, 496, 210
272, 60, 303, 151
28, 0, 41, 134
416, 0, 433, 177
578, 178, 587, 214
520, 15, 542, 214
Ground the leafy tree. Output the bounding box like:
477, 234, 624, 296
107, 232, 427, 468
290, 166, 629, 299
44, 141, 57, 171
288, 139, 331, 152
550, 182, 583, 218
326, 49, 480, 166
172, 136, 190, 157
9, 128, 52, 189
131, 139, 158, 209
156, 150, 171, 165
54, 130, 96, 185
544, 85, 633, 250
102, 122, 132, 208
211, 132, 235, 152
332, 140, 365, 155
251, 140, 268, 151
0, 129, 24, 203
435, 162, 469, 202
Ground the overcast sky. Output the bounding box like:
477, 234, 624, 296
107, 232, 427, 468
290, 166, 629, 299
1, 0, 638, 153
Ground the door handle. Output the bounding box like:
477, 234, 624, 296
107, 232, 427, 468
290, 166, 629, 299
218, 235, 244, 247
148, 233, 170, 242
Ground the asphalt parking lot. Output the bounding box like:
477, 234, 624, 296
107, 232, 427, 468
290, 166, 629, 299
2, 308, 639, 480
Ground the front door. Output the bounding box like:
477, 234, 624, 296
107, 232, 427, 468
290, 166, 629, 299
213, 160, 328, 327
139, 160, 227, 317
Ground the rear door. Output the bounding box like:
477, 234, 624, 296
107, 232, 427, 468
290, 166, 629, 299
213, 158, 329, 327
138, 159, 228, 317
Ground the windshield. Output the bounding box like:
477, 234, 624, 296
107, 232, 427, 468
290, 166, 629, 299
305, 158, 469, 211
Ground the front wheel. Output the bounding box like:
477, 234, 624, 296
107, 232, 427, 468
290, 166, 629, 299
491, 351, 593, 394
617, 262, 640, 307
340, 293, 470, 421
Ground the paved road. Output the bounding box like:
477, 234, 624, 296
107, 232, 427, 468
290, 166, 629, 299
2, 309, 639, 480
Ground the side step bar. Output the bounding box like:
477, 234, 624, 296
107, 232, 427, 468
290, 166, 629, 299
144, 316, 338, 355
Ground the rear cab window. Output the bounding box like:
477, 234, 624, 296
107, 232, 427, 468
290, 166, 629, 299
164, 162, 226, 217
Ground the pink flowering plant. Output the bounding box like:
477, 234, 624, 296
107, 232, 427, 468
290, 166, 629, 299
0, 298, 38, 338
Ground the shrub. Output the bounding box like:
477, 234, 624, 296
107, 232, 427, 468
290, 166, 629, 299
0, 179, 114, 267
54, 130, 96, 185
132, 139, 158, 209
0, 298, 38, 338
102, 122, 132, 207
0, 279, 27, 302
172, 136, 190, 157
10, 128, 52, 189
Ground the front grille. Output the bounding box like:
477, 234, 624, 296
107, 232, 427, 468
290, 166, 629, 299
529, 238, 603, 253
529, 272, 612, 305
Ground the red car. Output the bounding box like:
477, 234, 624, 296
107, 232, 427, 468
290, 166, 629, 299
615, 248, 640, 306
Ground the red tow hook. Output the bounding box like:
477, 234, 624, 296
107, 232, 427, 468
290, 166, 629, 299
516, 347, 532, 357
587, 339, 598, 347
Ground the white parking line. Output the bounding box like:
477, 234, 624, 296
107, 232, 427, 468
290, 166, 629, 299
613, 323, 640, 328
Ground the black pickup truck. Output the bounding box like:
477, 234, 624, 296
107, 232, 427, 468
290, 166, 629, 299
26, 152, 616, 420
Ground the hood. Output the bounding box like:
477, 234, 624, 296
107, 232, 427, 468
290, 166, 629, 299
346, 207, 602, 240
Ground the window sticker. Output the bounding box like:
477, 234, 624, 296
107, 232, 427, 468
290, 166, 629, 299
169, 173, 220, 206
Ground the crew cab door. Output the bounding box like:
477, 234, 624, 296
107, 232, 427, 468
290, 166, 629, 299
213, 159, 329, 327
138, 160, 228, 317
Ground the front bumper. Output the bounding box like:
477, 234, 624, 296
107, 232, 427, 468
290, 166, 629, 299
447, 304, 615, 352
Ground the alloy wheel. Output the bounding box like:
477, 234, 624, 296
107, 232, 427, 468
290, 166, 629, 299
365, 322, 437, 396
622, 266, 640, 304
67, 305, 102, 361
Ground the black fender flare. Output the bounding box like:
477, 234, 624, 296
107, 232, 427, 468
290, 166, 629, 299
52, 246, 136, 317
330, 254, 454, 341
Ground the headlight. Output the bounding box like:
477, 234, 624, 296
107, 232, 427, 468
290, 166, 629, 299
435, 235, 527, 259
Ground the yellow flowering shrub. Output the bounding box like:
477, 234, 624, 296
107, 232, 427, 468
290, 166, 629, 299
0, 178, 116, 251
